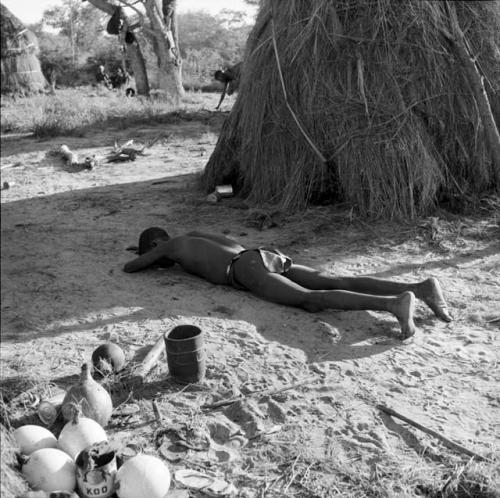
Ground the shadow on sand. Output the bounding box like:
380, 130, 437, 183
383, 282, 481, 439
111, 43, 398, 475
2, 170, 497, 392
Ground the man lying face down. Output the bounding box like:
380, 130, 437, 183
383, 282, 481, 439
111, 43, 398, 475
124, 227, 452, 340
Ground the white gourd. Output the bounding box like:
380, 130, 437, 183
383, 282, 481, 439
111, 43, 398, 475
115, 454, 171, 498
22, 447, 76, 492
13, 425, 57, 455
58, 406, 107, 460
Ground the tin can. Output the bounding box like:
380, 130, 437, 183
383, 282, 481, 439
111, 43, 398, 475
76, 443, 117, 498
215, 185, 233, 198
116, 444, 139, 468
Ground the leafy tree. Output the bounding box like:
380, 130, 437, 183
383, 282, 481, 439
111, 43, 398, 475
41, 0, 106, 63
31, 24, 123, 86
177, 9, 252, 87
178, 10, 250, 63
29, 4, 255, 92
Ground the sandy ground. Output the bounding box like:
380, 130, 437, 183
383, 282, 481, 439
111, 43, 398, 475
1, 95, 499, 497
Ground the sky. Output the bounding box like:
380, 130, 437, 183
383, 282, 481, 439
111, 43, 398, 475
2, 0, 256, 25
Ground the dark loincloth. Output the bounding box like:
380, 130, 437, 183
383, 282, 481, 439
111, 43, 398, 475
226, 248, 292, 289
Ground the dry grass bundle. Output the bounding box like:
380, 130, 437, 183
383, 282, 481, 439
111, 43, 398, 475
1, 3, 47, 94
203, 0, 500, 217
0, 423, 27, 497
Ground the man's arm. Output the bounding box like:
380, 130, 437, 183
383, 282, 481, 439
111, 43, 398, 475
215, 82, 228, 110
123, 243, 171, 273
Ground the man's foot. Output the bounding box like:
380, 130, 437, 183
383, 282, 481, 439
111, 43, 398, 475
418, 277, 452, 322
393, 291, 417, 340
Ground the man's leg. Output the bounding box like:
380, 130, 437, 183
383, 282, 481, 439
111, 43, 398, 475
234, 255, 416, 339
284, 265, 452, 322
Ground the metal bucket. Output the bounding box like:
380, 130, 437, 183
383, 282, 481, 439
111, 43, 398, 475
164, 325, 206, 383
76, 443, 117, 498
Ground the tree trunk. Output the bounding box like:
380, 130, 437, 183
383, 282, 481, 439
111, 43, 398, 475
122, 34, 150, 96
85, 0, 150, 96
145, 0, 184, 100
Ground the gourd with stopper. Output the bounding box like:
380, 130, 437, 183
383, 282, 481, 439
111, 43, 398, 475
62, 363, 113, 427
58, 403, 108, 460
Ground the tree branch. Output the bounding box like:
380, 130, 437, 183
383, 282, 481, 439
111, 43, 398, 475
377, 404, 492, 462
116, 0, 146, 27
84, 0, 114, 16
85, 0, 150, 95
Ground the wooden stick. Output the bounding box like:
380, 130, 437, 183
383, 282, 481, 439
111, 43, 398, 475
59, 145, 79, 166
202, 377, 318, 410
140, 132, 169, 152
134, 334, 166, 381
377, 404, 491, 462
113, 139, 135, 154
152, 399, 163, 424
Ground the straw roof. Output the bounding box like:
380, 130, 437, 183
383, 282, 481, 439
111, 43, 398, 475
1, 3, 47, 94
203, 0, 500, 217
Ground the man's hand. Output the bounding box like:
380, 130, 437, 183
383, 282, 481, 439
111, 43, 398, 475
123, 243, 170, 272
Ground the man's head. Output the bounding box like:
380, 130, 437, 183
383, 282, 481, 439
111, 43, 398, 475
138, 227, 175, 268
214, 70, 225, 83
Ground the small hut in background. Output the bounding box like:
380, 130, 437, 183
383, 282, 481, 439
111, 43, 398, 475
203, 0, 500, 217
1, 3, 47, 94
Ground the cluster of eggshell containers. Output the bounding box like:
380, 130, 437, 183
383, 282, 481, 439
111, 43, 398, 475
13, 343, 171, 498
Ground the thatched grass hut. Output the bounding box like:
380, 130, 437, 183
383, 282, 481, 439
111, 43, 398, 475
1, 3, 47, 94
203, 0, 500, 217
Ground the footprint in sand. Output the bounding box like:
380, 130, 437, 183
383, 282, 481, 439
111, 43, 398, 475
340, 429, 386, 453
224, 400, 265, 438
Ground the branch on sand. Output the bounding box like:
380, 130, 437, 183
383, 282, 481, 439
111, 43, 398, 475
59, 145, 96, 170
106, 133, 168, 163
377, 404, 492, 462
202, 377, 319, 410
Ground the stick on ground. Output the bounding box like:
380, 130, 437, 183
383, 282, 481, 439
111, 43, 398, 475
134, 333, 166, 381
59, 145, 79, 166
203, 377, 319, 410
377, 404, 491, 462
